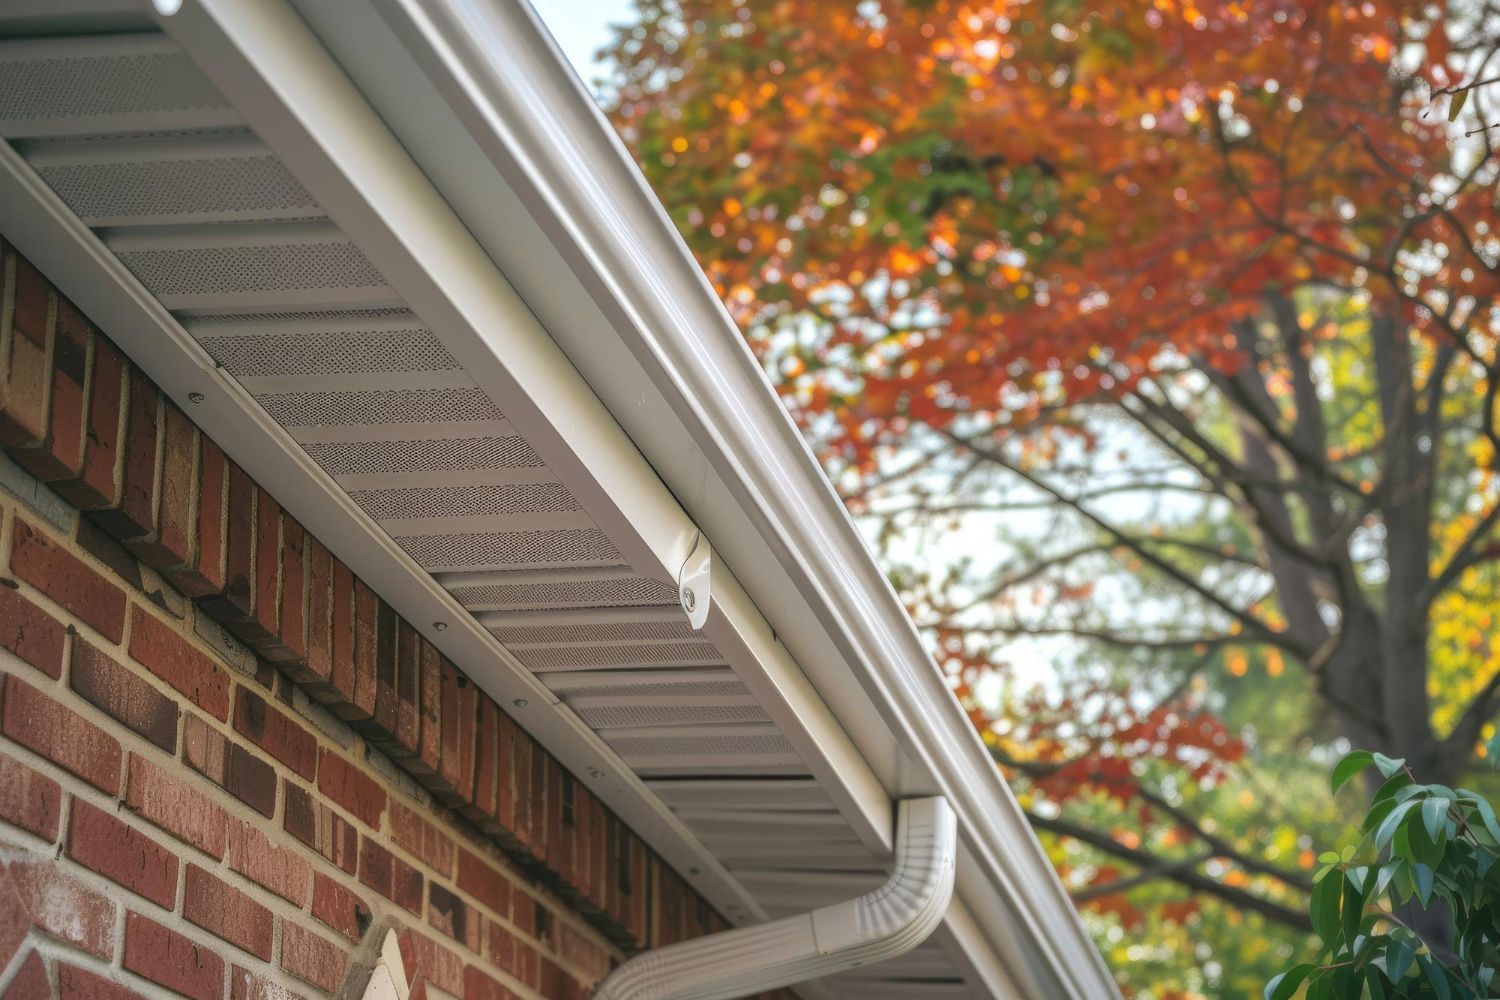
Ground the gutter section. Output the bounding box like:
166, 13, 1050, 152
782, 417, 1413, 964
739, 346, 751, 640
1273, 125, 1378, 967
596, 798, 957, 1000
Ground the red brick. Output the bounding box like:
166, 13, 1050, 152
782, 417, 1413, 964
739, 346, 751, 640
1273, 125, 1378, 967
545, 756, 568, 879
124, 753, 228, 858
397, 930, 463, 995
2, 674, 121, 794
427, 881, 477, 952
389, 800, 454, 877
130, 402, 197, 568
166, 433, 225, 599
280, 921, 347, 994
8, 854, 116, 957
357, 836, 422, 915
470, 696, 499, 823
183, 863, 274, 960
68, 799, 177, 908
93, 369, 159, 542
289, 538, 334, 693
9, 519, 126, 643
124, 912, 224, 1000
1, 949, 48, 1000
338, 578, 377, 726
317, 748, 385, 829
0, 255, 53, 452
266, 514, 307, 664
391, 621, 420, 759
182, 714, 277, 817
495, 711, 518, 836
283, 782, 358, 874
310, 871, 370, 943
368, 599, 399, 742
0, 756, 61, 842
53, 335, 125, 511
485, 918, 516, 978
227, 817, 309, 906
201, 461, 255, 623
457, 848, 511, 919
229, 966, 306, 1000
435, 658, 461, 796
59, 963, 146, 1000
232, 686, 316, 780
128, 606, 230, 721
463, 966, 517, 1000
233, 487, 279, 645
0, 586, 66, 679
16, 300, 89, 483
70, 637, 179, 752
412, 639, 441, 779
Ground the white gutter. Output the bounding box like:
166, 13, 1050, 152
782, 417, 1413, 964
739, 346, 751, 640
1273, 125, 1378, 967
597, 797, 958, 1000
359, 2, 1118, 996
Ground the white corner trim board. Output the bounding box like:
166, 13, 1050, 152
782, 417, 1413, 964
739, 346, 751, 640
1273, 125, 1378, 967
596, 797, 958, 1000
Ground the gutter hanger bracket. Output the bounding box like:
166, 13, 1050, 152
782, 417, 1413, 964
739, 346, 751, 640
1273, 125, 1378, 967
593, 796, 957, 1000
677, 531, 711, 630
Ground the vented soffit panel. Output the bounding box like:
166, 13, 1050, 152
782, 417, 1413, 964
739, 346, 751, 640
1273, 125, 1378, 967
0, 1, 1110, 997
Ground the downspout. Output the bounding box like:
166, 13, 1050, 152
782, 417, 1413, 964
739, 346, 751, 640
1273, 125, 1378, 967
595, 797, 957, 1000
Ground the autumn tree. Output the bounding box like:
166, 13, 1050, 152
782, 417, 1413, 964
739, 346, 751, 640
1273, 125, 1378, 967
600, 0, 1500, 984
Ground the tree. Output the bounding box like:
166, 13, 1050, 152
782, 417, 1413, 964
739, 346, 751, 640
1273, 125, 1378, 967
601, 0, 1500, 988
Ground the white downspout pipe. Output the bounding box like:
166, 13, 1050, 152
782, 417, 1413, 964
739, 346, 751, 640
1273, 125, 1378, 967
595, 797, 957, 1000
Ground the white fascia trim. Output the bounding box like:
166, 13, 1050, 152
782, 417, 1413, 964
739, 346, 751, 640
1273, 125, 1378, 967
362, 1, 1118, 996
596, 797, 957, 1000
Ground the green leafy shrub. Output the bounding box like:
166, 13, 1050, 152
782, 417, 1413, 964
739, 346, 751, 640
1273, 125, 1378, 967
1266, 751, 1500, 999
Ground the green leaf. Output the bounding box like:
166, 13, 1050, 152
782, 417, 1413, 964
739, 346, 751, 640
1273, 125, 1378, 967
1311, 871, 1343, 945
1469, 794, 1500, 844
1422, 797, 1451, 843
1385, 937, 1415, 982
1266, 964, 1315, 1000
1333, 750, 1374, 794
1421, 954, 1452, 1000
1375, 800, 1418, 853
1372, 753, 1406, 778
1449, 87, 1469, 122
1341, 872, 1365, 951
1413, 863, 1435, 907
1375, 860, 1400, 898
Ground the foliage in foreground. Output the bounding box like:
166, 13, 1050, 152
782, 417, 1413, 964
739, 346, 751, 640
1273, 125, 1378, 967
1268, 751, 1500, 999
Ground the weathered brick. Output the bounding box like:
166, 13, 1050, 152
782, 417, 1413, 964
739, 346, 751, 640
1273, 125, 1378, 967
322, 561, 361, 719
357, 836, 422, 915
318, 748, 385, 829
16, 300, 89, 483
233, 686, 316, 780
229, 966, 306, 1000
391, 620, 420, 759
310, 871, 370, 944
427, 881, 477, 952
390, 800, 454, 877
0, 756, 61, 841
0, 254, 54, 451
469, 696, 499, 824
165, 433, 225, 599
456, 848, 511, 919
129, 605, 230, 721
183, 863, 274, 961
368, 598, 399, 743
234, 486, 279, 646
70, 636, 178, 752
68, 799, 178, 908
412, 639, 441, 779
59, 963, 146, 1000
2, 674, 121, 794
8, 853, 116, 958
398, 929, 464, 996
281, 922, 347, 994
124, 752, 228, 858
227, 817, 310, 906
2, 949, 48, 1000
284, 782, 357, 875
124, 912, 224, 1000
462, 966, 514, 1000
288, 537, 334, 693
182, 714, 276, 817
0, 585, 66, 679
92, 368, 159, 541
201, 460, 255, 622
53, 335, 125, 511
342, 578, 378, 726
9, 518, 125, 643
265, 513, 307, 665
131, 401, 197, 568
435, 657, 461, 797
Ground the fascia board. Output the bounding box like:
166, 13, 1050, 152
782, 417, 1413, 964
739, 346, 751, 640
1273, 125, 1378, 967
348, 1, 1121, 996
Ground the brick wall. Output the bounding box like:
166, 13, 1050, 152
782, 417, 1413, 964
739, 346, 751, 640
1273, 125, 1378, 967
0, 238, 742, 998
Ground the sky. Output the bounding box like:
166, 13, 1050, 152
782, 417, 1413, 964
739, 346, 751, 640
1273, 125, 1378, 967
531, 0, 634, 86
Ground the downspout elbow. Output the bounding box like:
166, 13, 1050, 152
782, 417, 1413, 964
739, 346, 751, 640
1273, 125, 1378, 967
594, 797, 957, 1000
